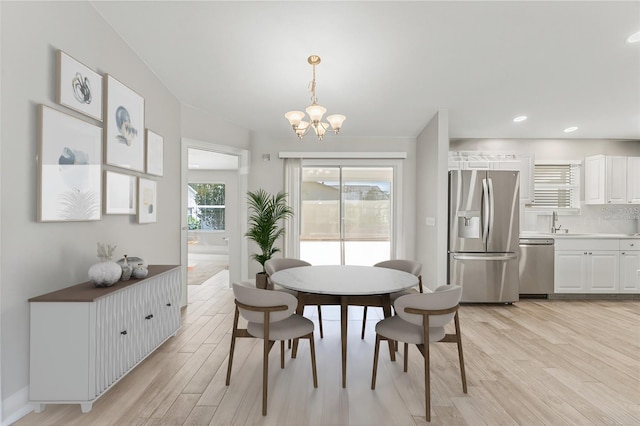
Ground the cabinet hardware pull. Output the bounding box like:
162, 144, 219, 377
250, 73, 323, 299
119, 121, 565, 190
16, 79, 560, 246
121, 330, 127, 335
166, 303, 172, 306
145, 314, 154, 320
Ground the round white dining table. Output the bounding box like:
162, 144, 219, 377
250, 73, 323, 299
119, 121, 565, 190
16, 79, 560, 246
270, 265, 419, 388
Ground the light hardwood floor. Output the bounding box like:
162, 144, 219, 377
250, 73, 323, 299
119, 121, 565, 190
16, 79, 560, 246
16, 271, 640, 425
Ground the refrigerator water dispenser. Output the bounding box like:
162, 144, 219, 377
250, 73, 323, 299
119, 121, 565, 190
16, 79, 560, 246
457, 211, 480, 238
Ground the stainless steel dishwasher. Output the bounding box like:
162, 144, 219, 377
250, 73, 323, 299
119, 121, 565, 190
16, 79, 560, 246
519, 238, 554, 297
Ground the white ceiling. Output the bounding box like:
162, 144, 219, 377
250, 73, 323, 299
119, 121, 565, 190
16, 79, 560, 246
91, 1, 640, 141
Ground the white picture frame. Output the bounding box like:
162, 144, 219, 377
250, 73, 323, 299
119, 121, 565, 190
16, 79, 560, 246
104, 171, 137, 215
146, 129, 164, 176
56, 50, 103, 121
104, 74, 145, 172
138, 177, 157, 224
38, 105, 102, 222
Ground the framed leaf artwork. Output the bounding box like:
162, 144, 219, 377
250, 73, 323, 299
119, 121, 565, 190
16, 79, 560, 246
38, 105, 102, 222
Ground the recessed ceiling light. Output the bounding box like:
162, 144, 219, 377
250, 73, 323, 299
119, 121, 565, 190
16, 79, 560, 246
513, 115, 527, 122
564, 126, 578, 133
627, 31, 640, 43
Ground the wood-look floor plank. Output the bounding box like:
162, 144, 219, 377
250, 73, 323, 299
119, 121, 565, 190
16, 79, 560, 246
15, 271, 640, 426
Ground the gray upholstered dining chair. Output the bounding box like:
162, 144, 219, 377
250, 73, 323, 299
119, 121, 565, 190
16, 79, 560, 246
265, 258, 324, 338
371, 285, 467, 422
225, 283, 318, 416
361, 259, 423, 339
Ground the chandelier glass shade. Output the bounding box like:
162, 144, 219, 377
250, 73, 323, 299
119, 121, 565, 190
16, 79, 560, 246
285, 55, 346, 141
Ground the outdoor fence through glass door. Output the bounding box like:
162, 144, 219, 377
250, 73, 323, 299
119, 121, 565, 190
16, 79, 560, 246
300, 166, 393, 265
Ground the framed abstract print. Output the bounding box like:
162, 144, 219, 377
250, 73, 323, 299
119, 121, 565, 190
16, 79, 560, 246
56, 50, 103, 121
146, 129, 164, 176
104, 74, 145, 172
104, 171, 137, 215
138, 177, 157, 224
38, 105, 102, 222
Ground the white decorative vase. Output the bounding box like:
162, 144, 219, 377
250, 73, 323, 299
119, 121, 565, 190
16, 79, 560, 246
89, 260, 122, 287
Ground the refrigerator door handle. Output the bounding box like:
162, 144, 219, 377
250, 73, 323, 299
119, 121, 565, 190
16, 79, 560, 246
481, 178, 490, 246
452, 253, 518, 261
487, 177, 495, 246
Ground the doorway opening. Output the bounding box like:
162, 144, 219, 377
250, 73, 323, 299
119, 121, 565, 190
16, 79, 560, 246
181, 139, 249, 306
187, 181, 229, 285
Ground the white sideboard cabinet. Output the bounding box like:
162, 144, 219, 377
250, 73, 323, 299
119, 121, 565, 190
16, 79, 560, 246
29, 265, 181, 413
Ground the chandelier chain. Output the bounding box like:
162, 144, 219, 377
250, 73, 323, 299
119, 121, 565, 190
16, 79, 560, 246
308, 63, 317, 104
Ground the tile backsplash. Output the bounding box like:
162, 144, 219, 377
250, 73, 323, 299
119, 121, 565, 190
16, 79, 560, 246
522, 205, 639, 234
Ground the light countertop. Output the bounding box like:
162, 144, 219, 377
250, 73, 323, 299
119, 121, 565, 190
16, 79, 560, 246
520, 232, 640, 239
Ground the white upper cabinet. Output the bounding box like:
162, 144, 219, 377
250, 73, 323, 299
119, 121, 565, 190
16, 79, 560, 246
584, 155, 639, 204
627, 157, 640, 204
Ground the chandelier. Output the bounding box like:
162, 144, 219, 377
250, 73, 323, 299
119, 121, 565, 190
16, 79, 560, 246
285, 55, 346, 141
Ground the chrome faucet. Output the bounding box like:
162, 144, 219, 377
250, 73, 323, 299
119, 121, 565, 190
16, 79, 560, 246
551, 210, 561, 233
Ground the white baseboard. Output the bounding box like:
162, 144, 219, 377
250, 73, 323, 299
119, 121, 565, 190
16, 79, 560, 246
2, 386, 33, 426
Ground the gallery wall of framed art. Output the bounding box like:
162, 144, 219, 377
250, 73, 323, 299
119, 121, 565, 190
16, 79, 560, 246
37, 49, 164, 225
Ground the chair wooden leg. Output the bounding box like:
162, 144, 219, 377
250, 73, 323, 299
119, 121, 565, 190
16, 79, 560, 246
308, 333, 318, 388
262, 322, 270, 416
361, 306, 368, 339
225, 306, 240, 386
317, 306, 324, 338
454, 312, 468, 393
403, 342, 409, 372
371, 334, 381, 389
281, 340, 285, 369
422, 316, 431, 422
424, 342, 431, 422
262, 339, 269, 415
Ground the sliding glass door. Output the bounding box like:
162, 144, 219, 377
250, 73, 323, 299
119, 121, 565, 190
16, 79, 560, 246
300, 165, 394, 265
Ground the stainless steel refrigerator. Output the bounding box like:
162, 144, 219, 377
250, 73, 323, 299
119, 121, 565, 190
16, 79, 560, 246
448, 170, 520, 303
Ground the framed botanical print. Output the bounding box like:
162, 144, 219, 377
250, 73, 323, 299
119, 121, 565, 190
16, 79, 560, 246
138, 177, 157, 224
146, 129, 164, 176
104, 74, 145, 172
56, 50, 103, 121
38, 105, 102, 222
104, 171, 137, 215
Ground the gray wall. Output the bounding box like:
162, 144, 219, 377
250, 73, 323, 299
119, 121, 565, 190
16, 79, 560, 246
1, 2, 182, 421
415, 111, 450, 290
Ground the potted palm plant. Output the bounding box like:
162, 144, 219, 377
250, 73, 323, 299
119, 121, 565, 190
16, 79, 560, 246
245, 189, 294, 289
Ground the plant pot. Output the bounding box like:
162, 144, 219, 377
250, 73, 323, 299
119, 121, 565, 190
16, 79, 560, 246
256, 272, 268, 289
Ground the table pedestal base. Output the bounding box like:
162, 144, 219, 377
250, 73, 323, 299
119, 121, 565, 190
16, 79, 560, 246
292, 292, 396, 387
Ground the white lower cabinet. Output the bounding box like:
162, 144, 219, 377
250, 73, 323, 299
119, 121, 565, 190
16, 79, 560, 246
30, 265, 181, 413
554, 249, 618, 293
619, 240, 640, 293
554, 239, 640, 294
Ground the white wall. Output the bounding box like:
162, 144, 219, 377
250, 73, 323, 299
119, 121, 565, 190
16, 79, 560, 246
415, 111, 450, 289
0, 2, 182, 422
180, 104, 251, 151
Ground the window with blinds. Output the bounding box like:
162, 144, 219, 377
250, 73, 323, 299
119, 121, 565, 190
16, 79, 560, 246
529, 163, 580, 209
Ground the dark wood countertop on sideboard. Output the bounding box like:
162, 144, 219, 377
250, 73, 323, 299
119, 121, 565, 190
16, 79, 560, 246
29, 265, 180, 303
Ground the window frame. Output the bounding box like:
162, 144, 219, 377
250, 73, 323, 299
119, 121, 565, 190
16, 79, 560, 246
526, 160, 581, 214
187, 182, 226, 231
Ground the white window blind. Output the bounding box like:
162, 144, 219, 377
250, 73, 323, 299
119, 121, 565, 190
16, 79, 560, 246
530, 163, 580, 209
